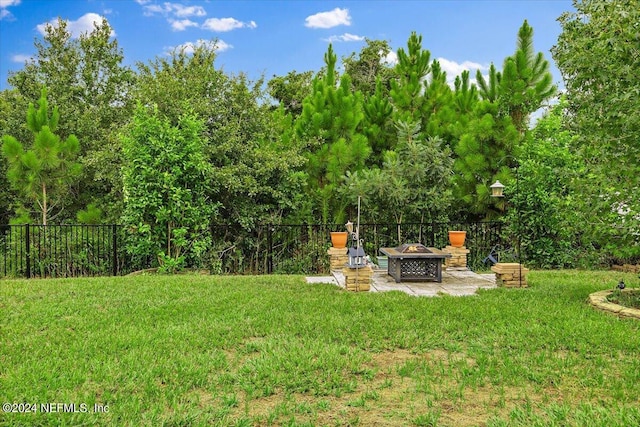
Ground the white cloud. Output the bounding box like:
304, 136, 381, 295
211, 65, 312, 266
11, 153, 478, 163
436, 57, 487, 86
142, 3, 165, 15
305, 7, 350, 29
168, 39, 232, 55
0, 0, 20, 6
383, 51, 398, 66
202, 17, 256, 32
134, 0, 151, 4
170, 18, 198, 31
11, 53, 30, 63
324, 33, 364, 43
37, 13, 115, 38
0, 0, 20, 21
171, 4, 206, 18
142, 2, 205, 18
437, 57, 486, 77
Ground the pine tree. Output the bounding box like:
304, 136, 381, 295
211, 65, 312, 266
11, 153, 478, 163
499, 20, 556, 134
389, 35, 458, 147
453, 21, 554, 219
423, 60, 455, 141
452, 97, 519, 219
389, 32, 431, 127
1, 88, 82, 224
475, 64, 500, 103
453, 70, 479, 119
7, 17, 135, 222
295, 44, 370, 223
361, 78, 394, 166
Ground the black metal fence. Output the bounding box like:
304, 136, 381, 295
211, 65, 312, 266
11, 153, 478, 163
1, 222, 504, 278
0, 224, 128, 278
213, 221, 504, 275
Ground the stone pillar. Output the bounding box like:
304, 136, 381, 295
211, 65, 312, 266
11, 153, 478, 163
491, 263, 529, 288
443, 245, 470, 270
327, 247, 349, 271
342, 265, 372, 291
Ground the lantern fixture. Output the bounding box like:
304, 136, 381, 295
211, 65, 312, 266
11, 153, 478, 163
348, 246, 367, 268
345, 220, 353, 234
490, 180, 505, 198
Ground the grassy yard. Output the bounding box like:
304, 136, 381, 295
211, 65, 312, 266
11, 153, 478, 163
1, 270, 639, 426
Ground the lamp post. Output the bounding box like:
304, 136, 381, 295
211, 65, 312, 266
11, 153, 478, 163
345, 196, 366, 268
490, 157, 523, 287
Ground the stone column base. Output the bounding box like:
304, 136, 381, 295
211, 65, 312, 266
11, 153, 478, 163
327, 247, 349, 271
491, 263, 529, 287
342, 265, 372, 291
443, 245, 470, 269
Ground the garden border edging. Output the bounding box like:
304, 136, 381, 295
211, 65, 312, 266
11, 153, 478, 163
589, 289, 640, 319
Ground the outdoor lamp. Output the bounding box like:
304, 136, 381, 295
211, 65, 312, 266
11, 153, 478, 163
490, 180, 505, 198
348, 246, 366, 268
345, 221, 354, 234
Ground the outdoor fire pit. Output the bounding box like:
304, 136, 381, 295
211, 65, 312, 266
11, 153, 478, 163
379, 244, 451, 283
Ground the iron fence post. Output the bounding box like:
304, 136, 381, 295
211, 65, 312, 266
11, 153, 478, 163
112, 224, 118, 276
267, 225, 273, 274
25, 224, 30, 279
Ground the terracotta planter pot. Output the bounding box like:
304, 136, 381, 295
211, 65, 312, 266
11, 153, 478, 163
330, 231, 348, 249
448, 231, 467, 248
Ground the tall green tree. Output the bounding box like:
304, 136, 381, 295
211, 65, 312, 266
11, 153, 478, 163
361, 78, 394, 166
454, 20, 554, 220
0, 90, 29, 224
422, 60, 455, 141
6, 17, 135, 221
296, 44, 370, 223
452, 98, 519, 219
388, 34, 456, 145
343, 38, 396, 98
389, 32, 431, 128
121, 104, 214, 272
450, 70, 479, 139
499, 20, 556, 135
504, 99, 580, 268
2, 88, 82, 225
267, 70, 314, 116
455, 64, 518, 218
552, 0, 640, 262
475, 21, 556, 136
135, 42, 306, 229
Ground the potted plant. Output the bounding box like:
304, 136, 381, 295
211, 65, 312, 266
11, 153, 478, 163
330, 231, 348, 249
448, 230, 467, 248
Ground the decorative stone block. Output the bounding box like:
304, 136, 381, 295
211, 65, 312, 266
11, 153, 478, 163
443, 245, 470, 269
491, 263, 529, 288
327, 247, 349, 271
342, 265, 372, 291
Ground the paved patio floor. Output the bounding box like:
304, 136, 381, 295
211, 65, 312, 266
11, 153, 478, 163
305, 267, 496, 297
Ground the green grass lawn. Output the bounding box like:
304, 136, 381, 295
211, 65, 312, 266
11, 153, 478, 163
1, 271, 639, 426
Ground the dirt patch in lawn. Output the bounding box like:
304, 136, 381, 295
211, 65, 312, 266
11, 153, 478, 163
215, 348, 606, 426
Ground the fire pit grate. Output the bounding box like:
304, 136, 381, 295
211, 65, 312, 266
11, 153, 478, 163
379, 244, 451, 283
395, 243, 432, 254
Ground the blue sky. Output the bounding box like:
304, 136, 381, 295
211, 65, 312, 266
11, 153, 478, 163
0, 0, 574, 92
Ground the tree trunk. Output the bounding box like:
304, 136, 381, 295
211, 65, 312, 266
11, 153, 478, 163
395, 213, 403, 243
41, 182, 47, 225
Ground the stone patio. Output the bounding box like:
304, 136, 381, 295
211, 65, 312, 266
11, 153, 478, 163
306, 267, 496, 297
